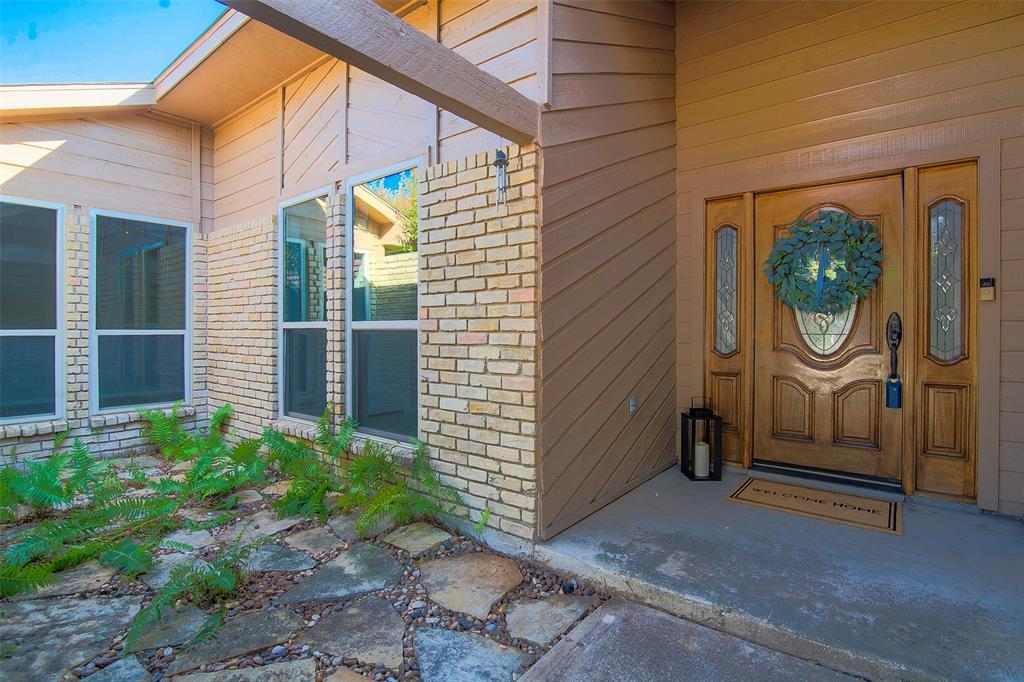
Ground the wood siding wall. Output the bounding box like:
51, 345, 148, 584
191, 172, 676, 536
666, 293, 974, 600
2, 113, 196, 222
1000, 135, 1024, 516
210, 0, 540, 229
675, 0, 1024, 515
537, 0, 677, 539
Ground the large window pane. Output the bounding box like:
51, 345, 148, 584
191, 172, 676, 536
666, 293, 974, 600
352, 330, 417, 438
1, 202, 57, 330
284, 328, 327, 419
97, 335, 185, 409
0, 336, 55, 418
351, 169, 418, 322
283, 198, 327, 323
96, 216, 187, 330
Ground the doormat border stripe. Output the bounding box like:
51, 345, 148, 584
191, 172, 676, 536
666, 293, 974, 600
727, 477, 902, 535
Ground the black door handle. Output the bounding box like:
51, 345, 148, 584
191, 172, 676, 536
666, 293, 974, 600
886, 312, 903, 409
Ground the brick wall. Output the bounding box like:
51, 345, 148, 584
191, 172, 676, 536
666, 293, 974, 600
1, 205, 208, 464
206, 215, 278, 441
418, 145, 540, 540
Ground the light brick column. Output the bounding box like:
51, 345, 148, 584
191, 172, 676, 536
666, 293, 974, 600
206, 216, 278, 441
418, 145, 540, 540
326, 189, 347, 416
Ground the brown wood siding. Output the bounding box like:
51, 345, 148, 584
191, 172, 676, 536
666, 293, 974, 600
210, 0, 540, 229
537, 0, 677, 539
439, 0, 540, 161
1, 113, 195, 221
675, 0, 1024, 515
1000, 134, 1024, 516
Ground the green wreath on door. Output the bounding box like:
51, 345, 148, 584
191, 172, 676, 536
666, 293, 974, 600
763, 209, 883, 315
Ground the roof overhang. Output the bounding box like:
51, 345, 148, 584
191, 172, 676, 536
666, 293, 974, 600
0, 82, 155, 120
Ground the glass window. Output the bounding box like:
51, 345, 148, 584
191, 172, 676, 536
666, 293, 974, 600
94, 214, 188, 410
349, 167, 419, 440
1, 201, 61, 420
713, 226, 737, 355
281, 195, 328, 420
928, 199, 964, 362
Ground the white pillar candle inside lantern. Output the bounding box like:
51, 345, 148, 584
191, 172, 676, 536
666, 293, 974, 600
694, 441, 710, 478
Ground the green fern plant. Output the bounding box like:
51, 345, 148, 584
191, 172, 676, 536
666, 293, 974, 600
262, 406, 356, 521
124, 535, 264, 652
337, 438, 462, 537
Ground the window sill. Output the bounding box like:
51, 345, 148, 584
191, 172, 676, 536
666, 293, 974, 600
1, 418, 68, 440
271, 420, 416, 466
350, 433, 416, 467
272, 418, 319, 442
90, 405, 196, 429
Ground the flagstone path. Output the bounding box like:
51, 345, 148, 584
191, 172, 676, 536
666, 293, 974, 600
0, 455, 852, 681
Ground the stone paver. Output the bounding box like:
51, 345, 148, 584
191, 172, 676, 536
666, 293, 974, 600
174, 657, 317, 681
261, 480, 292, 497
166, 609, 305, 675
522, 599, 853, 682
285, 526, 345, 554
297, 596, 405, 670
141, 553, 210, 590
506, 595, 591, 645
179, 508, 214, 523
0, 596, 142, 680
127, 605, 207, 652
277, 543, 404, 605
326, 513, 358, 540
170, 460, 192, 473
247, 543, 316, 573
419, 553, 522, 619
220, 510, 303, 546
326, 669, 367, 682
382, 523, 452, 557
164, 527, 215, 551
0, 521, 38, 544
88, 655, 151, 681
416, 628, 529, 682
233, 489, 263, 504
12, 560, 115, 600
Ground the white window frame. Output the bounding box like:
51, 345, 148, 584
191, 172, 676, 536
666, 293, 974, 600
344, 158, 423, 444
278, 187, 330, 422
89, 209, 192, 415
0, 196, 66, 425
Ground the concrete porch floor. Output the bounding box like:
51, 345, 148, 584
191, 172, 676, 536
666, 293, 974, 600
533, 469, 1024, 681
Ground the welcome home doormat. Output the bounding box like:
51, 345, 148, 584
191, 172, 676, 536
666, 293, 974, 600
728, 477, 902, 535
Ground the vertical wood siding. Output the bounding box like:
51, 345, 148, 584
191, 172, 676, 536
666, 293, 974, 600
675, 0, 1024, 515
1, 113, 196, 221
210, 0, 540, 229
1000, 134, 1024, 515
537, 0, 677, 539
439, 0, 540, 160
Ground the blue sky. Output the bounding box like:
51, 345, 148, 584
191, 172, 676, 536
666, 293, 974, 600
1, 0, 226, 84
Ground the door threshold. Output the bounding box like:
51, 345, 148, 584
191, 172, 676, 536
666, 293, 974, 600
750, 461, 903, 496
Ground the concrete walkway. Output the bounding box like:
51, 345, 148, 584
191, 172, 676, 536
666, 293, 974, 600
535, 470, 1024, 681
524, 598, 854, 682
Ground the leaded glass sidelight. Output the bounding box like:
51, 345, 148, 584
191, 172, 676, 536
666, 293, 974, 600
714, 226, 738, 355
928, 199, 964, 362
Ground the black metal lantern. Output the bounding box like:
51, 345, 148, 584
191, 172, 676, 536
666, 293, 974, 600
680, 397, 723, 481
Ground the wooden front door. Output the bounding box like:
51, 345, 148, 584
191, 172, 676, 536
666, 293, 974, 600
752, 175, 905, 481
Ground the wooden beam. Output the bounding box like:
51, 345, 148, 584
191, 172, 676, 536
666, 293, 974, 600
220, 0, 539, 144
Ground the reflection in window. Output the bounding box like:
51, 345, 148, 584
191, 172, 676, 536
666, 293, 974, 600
1, 201, 60, 419
94, 214, 188, 409
714, 226, 737, 355
282, 196, 328, 419
929, 199, 964, 362
350, 167, 419, 439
